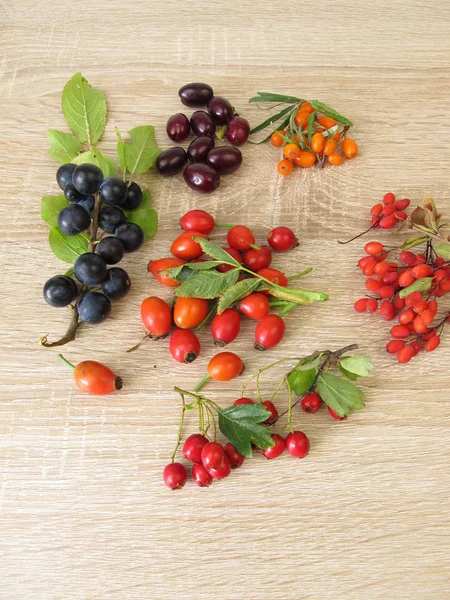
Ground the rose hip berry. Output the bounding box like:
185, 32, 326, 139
243, 246, 272, 271
301, 392, 322, 414
227, 225, 255, 252
140, 296, 172, 338
267, 227, 298, 252
254, 314, 286, 350
239, 293, 270, 320
180, 209, 215, 234
169, 329, 201, 363
211, 309, 241, 346
171, 231, 207, 260
207, 352, 244, 381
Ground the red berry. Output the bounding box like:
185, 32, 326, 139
216, 247, 243, 272
364, 241, 384, 255
399, 251, 416, 266
386, 339, 405, 353
390, 324, 411, 339
405, 291, 423, 306
243, 246, 272, 271
397, 345, 415, 364
366, 298, 378, 313
412, 264, 433, 279
224, 442, 245, 469
328, 406, 346, 420
148, 257, 185, 288
192, 463, 213, 487
256, 267, 288, 288
434, 269, 447, 283
428, 300, 438, 315
254, 314, 286, 350
361, 259, 377, 276
208, 455, 231, 479
227, 225, 255, 252
421, 309, 434, 326
393, 295, 406, 310
380, 215, 397, 229
285, 431, 310, 458
413, 299, 428, 314
395, 198, 410, 210
379, 285, 395, 299
211, 308, 241, 346
207, 352, 244, 381
383, 192, 396, 205
163, 463, 187, 490
398, 269, 415, 288
262, 400, 278, 424
239, 293, 270, 320
140, 296, 172, 338
382, 204, 396, 216
233, 397, 254, 406
398, 308, 415, 324
180, 209, 215, 234
301, 392, 322, 413
359, 256, 375, 269
183, 434, 208, 464
382, 271, 399, 286
354, 298, 368, 313
262, 434, 285, 459
425, 335, 440, 352
201, 442, 225, 470
380, 300, 395, 320
413, 315, 427, 334
365, 278, 381, 292
267, 226, 298, 252
395, 211, 408, 221
171, 231, 207, 260
169, 329, 201, 363
371, 203, 383, 216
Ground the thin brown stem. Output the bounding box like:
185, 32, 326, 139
39, 305, 81, 348
88, 193, 102, 252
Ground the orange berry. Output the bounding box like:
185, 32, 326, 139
310, 132, 325, 153
327, 152, 344, 166
293, 151, 316, 168
294, 111, 310, 127
283, 143, 301, 160
300, 102, 315, 114
277, 159, 293, 176
270, 130, 286, 147
318, 116, 337, 129
342, 138, 359, 159
323, 138, 337, 156
333, 131, 341, 142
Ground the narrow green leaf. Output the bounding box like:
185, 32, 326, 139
48, 229, 89, 264
399, 277, 434, 298
249, 92, 301, 104
287, 368, 316, 396
41, 195, 69, 228
72, 146, 116, 177
339, 356, 375, 378
250, 105, 295, 135
307, 111, 316, 144
248, 114, 292, 144
61, 73, 106, 145
118, 125, 161, 175
218, 404, 274, 458
310, 100, 353, 126
401, 236, 428, 250
217, 278, 261, 314
175, 270, 239, 299
122, 189, 157, 241
316, 373, 365, 417
46, 129, 82, 163
194, 238, 241, 266
268, 284, 329, 305
435, 242, 450, 260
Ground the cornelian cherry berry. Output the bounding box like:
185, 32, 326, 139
380, 215, 397, 229
390, 324, 411, 339
398, 308, 415, 324
180, 210, 215, 234
192, 463, 213, 487
254, 314, 286, 350
169, 328, 201, 363
224, 442, 245, 469
211, 309, 241, 346
201, 442, 225, 470
412, 264, 433, 279
171, 231, 207, 260
227, 225, 255, 252
140, 296, 172, 338
233, 397, 254, 406
183, 434, 208, 464
174, 297, 209, 329
301, 392, 322, 413
383, 192, 396, 205
207, 352, 244, 381
267, 226, 298, 252
239, 293, 270, 320
399, 251, 416, 266
148, 257, 185, 287
328, 406, 345, 420
216, 247, 243, 272
243, 246, 272, 270
262, 434, 285, 459
163, 463, 187, 490
364, 241, 384, 255
386, 339, 405, 353
397, 345, 415, 364
285, 431, 310, 458
425, 335, 440, 352
262, 400, 278, 425
399, 269, 415, 288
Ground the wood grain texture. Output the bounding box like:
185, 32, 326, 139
1, 1, 450, 598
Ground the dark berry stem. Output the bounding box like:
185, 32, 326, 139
338, 221, 380, 245
88, 193, 102, 252
39, 304, 81, 348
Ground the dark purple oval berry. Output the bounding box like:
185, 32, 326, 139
190, 111, 216, 138
166, 113, 190, 142
206, 147, 242, 174
226, 116, 250, 146
187, 136, 215, 163
207, 96, 234, 124
183, 164, 220, 193
156, 147, 187, 176
178, 82, 214, 107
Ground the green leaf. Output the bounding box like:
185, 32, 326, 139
401, 236, 428, 250
194, 238, 241, 266
268, 284, 329, 305
399, 277, 434, 298
72, 146, 116, 177
295, 356, 324, 370
339, 365, 358, 381
217, 278, 261, 314
218, 404, 274, 458
249, 92, 301, 104
41, 194, 69, 228
287, 368, 316, 396
117, 126, 161, 175
46, 129, 82, 163
48, 229, 89, 264
250, 105, 296, 135
310, 100, 353, 126
316, 373, 365, 417
435, 242, 450, 260
64, 267, 74, 278
61, 73, 106, 145
122, 190, 157, 241
339, 356, 375, 378
248, 113, 292, 145
307, 111, 316, 144
175, 270, 239, 299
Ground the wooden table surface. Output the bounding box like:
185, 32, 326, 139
1, 1, 450, 598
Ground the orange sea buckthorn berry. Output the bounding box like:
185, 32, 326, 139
283, 143, 301, 160
277, 159, 293, 176
318, 116, 337, 129
294, 111, 310, 127
293, 151, 316, 168
310, 132, 326, 153
333, 131, 342, 142
327, 152, 344, 166
270, 130, 286, 147
300, 102, 315, 114
323, 138, 337, 156
342, 138, 359, 159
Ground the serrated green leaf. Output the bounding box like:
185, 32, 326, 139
48, 229, 89, 264
287, 368, 316, 395
117, 126, 161, 175
339, 365, 358, 381
165, 261, 224, 281
122, 189, 157, 241
249, 92, 301, 104
339, 356, 375, 378
435, 242, 450, 260
295, 356, 324, 370
268, 284, 329, 305
72, 146, 116, 177
46, 129, 82, 163
218, 404, 274, 458
175, 270, 239, 299
316, 373, 365, 417
399, 277, 434, 298
61, 73, 106, 145
41, 195, 69, 228
217, 278, 261, 314
401, 236, 428, 250
250, 105, 296, 135
310, 100, 353, 126
195, 238, 241, 266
